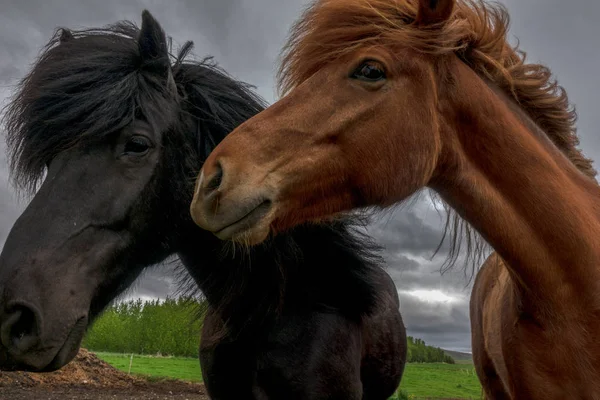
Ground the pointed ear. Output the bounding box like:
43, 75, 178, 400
415, 0, 454, 26
138, 10, 177, 97
59, 28, 74, 43
138, 10, 169, 62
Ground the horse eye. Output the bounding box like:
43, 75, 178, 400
124, 136, 152, 155
352, 61, 386, 82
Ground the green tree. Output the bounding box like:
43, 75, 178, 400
405, 336, 455, 364
83, 296, 206, 357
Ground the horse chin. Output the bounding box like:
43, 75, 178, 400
227, 224, 271, 246
215, 214, 272, 246
41, 316, 87, 372
206, 199, 275, 246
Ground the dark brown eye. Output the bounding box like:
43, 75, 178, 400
124, 135, 151, 155
352, 61, 386, 82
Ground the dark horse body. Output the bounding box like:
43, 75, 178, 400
0, 11, 406, 399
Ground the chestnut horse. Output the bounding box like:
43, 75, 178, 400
190, 0, 600, 398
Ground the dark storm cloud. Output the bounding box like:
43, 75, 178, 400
117, 264, 182, 303
400, 295, 472, 352
0, 185, 19, 248
500, 0, 600, 156
368, 204, 449, 258
0, 0, 598, 352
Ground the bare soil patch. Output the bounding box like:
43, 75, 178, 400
0, 349, 208, 400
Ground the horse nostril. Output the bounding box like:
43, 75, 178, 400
204, 161, 224, 196
0, 304, 41, 354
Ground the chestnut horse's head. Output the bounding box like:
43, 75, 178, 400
190, 0, 457, 244
190, 0, 588, 246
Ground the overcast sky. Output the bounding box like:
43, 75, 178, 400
0, 0, 598, 353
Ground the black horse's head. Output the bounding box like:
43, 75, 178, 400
0, 11, 206, 371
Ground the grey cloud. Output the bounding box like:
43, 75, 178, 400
382, 253, 421, 272
369, 208, 449, 258
501, 0, 600, 159
118, 264, 182, 302
0, 188, 19, 248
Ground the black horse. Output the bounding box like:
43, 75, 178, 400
0, 11, 406, 399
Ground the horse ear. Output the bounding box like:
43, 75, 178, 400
138, 10, 178, 97
415, 0, 454, 26
59, 28, 74, 43
138, 10, 169, 63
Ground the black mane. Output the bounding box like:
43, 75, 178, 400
3, 22, 179, 194
173, 49, 266, 160
2, 19, 386, 338
172, 48, 385, 336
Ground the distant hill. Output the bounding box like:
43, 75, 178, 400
443, 349, 473, 362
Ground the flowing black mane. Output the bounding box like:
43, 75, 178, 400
2, 18, 386, 338
171, 53, 385, 336
173, 50, 266, 160
3, 22, 179, 194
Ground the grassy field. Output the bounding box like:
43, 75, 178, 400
96, 352, 482, 399
97, 352, 201, 383
396, 362, 482, 399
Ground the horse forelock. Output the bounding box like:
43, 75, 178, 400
2, 21, 179, 195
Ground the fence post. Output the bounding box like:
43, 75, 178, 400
128, 353, 134, 375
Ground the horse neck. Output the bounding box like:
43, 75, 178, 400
432, 58, 600, 312
175, 221, 381, 328
175, 228, 221, 303
175, 226, 277, 309
175, 222, 297, 337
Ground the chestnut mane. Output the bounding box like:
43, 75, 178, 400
277, 0, 596, 273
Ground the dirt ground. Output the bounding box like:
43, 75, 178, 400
0, 349, 208, 400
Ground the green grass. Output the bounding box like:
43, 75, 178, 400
95, 352, 202, 383
95, 353, 482, 399
397, 363, 482, 399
